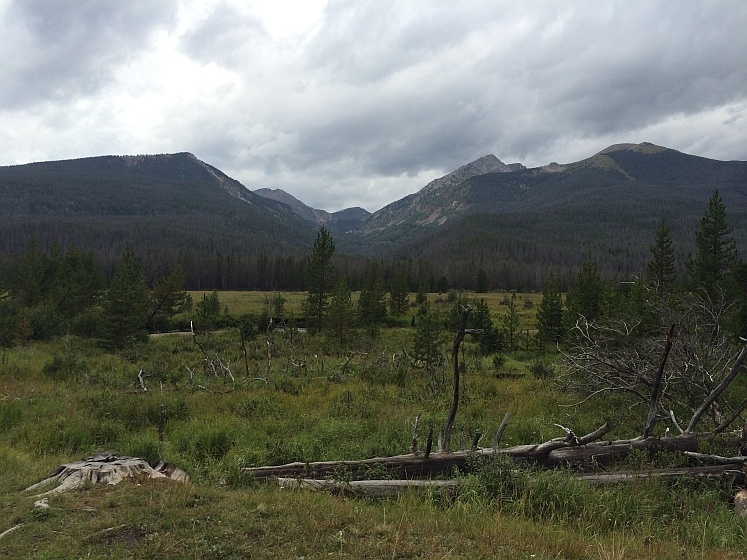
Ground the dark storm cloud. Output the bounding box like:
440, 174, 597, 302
0, 0, 177, 109
1, 1, 746, 211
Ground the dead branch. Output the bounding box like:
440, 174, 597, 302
493, 413, 511, 448
0, 524, 23, 541
411, 413, 422, 453
687, 342, 747, 433
644, 324, 675, 438
135, 367, 147, 392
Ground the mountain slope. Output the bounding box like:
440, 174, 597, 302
254, 187, 370, 234
355, 155, 524, 244
0, 153, 316, 287
386, 143, 747, 287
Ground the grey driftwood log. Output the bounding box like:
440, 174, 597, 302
25, 452, 189, 495
242, 429, 740, 481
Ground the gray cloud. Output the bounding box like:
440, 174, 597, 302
1, 1, 746, 211
0, 0, 177, 108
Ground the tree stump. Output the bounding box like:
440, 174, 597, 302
25, 452, 189, 496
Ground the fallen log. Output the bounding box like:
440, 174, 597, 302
244, 430, 738, 480
277, 478, 458, 497
277, 464, 745, 497
574, 464, 745, 485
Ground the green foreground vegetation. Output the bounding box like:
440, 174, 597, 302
2, 312, 747, 559
2, 191, 747, 558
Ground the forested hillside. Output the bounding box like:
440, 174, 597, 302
376, 144, 747, 289
0, 153, 317, 288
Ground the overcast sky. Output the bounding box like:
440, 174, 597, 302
1, 1, 746, 212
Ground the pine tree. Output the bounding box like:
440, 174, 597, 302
473, 297, 502, 354
565, 254, 604, 324
645, 219, 677, 293
147, 263, 189, 331
686, 190, 738, 300
102, 245, 150, 348
413, 301, 444, 377
389, 265, 410, 316
501, 293, 520, 351
358, 260, 387, 329
327, 277, 355, 345
536, 272, 565, 345
303, 226, 336, 333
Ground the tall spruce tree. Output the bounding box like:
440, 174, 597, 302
473, 297, 502, 354
102, 245, 150, 349
389, 265, 410, 316
646, 219, 677, 293
303, 226, 336, 333
536, 272, 565, 345
358, 260, 387, 329
686, 190, 738, 300
565, 254, 605, 324
327, 277, 355, 345
501, 293, 520, 351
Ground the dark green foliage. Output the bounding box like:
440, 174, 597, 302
413, 302, 444, 376
415, 283, 428, 312
501, 294, 520, 351
645, 219, 677, 293
475, 267, 488, 293
472, 297, 502, 355
101, 245, 150, 349
536, 273, 564, 345
326, 277, 355, 345
687, 189, 739, 301
147, 263, 189, 332
565, 255, 605, 324
388, 265, 410, 316
195, 291, 221, 333
436, 275, 449, 294
303, 226, 336, 333
357, 260, 387, 330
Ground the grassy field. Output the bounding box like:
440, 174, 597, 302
1, 291, 746, 559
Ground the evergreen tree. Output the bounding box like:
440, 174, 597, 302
389, 265, 410, 316
565, 254, 605, 324
101, 245, 150, 348
358, 260, 387, 328
645, 219, 677, 293
415, 283, 428, 313
501, 293, 520, 351
536, 272, 565, 345
473, 297, 502, 354
476, 268, 488, 293
413, 301, 444, 377
147, 263, 189, 331
686, 190, 738, 300
303, 226, 336, 333
195, 290, 221, 333
327, 277, 355, 345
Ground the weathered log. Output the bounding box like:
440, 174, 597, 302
277, 478, 458, 497
278, 464, 745, 497
574, 464, 745, 485
244, 430, 740, 480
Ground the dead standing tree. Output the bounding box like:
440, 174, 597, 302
443, 305, 481, 452
560, 296, 747, 438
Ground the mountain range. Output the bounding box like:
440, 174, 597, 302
2, 143, 746, 290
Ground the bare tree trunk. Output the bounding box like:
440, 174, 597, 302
643, 325, 675, 438
443, 306, 472, 452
